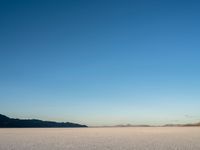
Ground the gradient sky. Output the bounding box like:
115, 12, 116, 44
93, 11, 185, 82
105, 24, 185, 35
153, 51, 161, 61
0, 0, 200, 126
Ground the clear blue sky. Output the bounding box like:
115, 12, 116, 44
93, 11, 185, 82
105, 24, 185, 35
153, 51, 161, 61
0, 0, 200, 126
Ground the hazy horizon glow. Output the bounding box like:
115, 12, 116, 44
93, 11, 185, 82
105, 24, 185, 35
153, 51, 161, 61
0, 0, 200, 126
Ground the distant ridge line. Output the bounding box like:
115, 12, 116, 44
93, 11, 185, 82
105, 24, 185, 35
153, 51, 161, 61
0, 114, 87, 128
93, 122, 200, 128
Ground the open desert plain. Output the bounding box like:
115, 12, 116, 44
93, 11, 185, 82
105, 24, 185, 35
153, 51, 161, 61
1, 0, 200, 150
0, 127, 200, 150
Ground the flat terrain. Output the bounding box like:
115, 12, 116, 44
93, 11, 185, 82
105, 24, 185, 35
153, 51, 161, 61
0, 127, 200, 150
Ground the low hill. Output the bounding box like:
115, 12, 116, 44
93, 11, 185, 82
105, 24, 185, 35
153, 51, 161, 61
163, 122, 200, 127
182, 122, 200, 127
0, 114, 87, 128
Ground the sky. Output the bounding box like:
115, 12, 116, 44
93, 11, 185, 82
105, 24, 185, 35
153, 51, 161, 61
0, 0, 200, 126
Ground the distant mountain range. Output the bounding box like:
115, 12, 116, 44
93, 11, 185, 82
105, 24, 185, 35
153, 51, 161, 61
164, 122, 200, 127
1, 114, 199, 128
0, 114, 87, 128
102, 122, 200, 127
114, 124, 151, 127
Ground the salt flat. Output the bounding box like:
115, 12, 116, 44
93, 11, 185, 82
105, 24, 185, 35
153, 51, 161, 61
0, 127, 200, 150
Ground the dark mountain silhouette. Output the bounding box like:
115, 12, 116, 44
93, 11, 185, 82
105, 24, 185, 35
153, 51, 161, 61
0, 114, 87, 128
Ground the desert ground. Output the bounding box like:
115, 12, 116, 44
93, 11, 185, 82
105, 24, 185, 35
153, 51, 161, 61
0, 127, 200, 150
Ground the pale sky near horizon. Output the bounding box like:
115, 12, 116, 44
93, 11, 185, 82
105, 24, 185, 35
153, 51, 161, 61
0, 0, 200, 126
